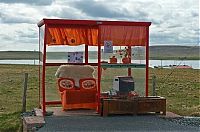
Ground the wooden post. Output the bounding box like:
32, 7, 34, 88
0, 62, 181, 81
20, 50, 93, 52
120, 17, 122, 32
152, 75, 156, 96
22, 73, 28, 113
33, 49, 36, 65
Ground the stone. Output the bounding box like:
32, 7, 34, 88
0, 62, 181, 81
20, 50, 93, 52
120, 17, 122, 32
23, 116, 45, 132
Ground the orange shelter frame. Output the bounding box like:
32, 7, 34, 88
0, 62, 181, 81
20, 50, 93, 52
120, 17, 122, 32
37, 19, 151, 115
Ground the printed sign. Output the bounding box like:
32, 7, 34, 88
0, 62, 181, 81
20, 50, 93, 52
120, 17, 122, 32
104, 40, 113, 53
68, 52, 83, 63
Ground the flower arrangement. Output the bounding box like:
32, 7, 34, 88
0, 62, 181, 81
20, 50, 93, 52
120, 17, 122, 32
116, 47, 130, 57
116, 47, 131, 63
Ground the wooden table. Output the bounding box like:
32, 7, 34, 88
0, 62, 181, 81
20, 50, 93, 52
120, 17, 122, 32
101, 96, 166, 116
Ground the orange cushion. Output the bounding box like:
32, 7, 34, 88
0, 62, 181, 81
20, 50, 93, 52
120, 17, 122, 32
58, 78, 75, 91
80, 78, 96, 90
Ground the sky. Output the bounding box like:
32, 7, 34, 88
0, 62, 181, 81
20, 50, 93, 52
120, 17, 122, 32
0, 0, 199, 51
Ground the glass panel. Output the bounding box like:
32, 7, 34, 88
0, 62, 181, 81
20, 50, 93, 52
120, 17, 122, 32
39, 26, 44, 105
99, 46, 146, 96
88, 46, 98, 63
45, 66, 60, 101
100, 68, 128, 92
131, 68, 146, 96
46, 45, 84, 63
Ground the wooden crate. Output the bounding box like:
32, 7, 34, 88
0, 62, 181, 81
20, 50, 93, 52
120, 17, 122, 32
101, 96, 166, 116
136, 97, 166, 115
102, 99, 137, 116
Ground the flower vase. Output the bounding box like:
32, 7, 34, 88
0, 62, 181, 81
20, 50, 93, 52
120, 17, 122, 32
109, 56, 117, 64
122, 57, 130, 64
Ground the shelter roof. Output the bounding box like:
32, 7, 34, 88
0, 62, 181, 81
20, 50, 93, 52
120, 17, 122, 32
37, 19, 151, 27
38, 19, 151, 46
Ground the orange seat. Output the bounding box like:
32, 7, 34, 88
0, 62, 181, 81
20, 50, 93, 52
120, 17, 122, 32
57, 78, 97, 111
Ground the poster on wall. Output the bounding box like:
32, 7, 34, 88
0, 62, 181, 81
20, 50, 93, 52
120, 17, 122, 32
104, 40, 113, 53
68, 52, 83, 63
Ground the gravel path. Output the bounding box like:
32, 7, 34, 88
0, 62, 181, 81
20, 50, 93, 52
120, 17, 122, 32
38, 115, 199, 132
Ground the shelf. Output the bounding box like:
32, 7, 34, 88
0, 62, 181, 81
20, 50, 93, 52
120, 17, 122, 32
101, 63, 146, 68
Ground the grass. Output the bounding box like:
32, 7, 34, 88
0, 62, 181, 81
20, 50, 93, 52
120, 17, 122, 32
0, 64, 199, 131
0, 64, 39, 132
149, 68, 200, 115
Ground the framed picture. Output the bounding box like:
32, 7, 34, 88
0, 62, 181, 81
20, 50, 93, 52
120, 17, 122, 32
68, 52, 83, 63
104, 40, 113, 53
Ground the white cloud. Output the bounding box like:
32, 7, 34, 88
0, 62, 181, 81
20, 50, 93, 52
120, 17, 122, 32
0, 3, 45, 24
0, 0, 54, 6
0, 0, 199, 51
0, 24, 38, 51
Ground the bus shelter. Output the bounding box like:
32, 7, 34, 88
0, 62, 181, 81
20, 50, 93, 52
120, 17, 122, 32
37, 19, 151, 115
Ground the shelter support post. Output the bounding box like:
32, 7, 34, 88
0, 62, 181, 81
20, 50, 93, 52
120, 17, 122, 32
38, 28, 41, 108
128, 46, 131, 76
145, 27, 149, 96
42, 25, 47, 115
97, 27, 101, 113
85, 45, 88, 64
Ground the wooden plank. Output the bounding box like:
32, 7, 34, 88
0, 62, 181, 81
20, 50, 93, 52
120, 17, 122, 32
137, 97, 166, 115
103, 100, 109, 117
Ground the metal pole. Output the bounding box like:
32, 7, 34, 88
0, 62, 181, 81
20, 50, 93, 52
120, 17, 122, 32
22, 73, 28, 113
128, 46, 131, 76
85, 45, 88, 64
42, 25, 47, 115
145, 27, 149, 96
97, 25, 101, 113
38, 27, 41, 108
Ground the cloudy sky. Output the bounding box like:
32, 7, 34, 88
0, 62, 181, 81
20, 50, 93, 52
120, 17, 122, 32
0, 0, 199, 51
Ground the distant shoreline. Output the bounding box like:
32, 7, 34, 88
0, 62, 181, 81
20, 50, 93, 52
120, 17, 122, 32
0, 58, 199, 60
0, 46, 199, 60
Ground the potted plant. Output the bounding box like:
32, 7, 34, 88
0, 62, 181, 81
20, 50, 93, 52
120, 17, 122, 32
109, 56, 117, 64
122, 47, 131, 64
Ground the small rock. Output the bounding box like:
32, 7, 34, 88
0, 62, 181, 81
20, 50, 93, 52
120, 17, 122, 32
0, 107, 5, 111
9, 79, 13, 82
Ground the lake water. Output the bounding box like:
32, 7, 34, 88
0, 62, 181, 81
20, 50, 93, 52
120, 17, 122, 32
0, 59, 199, 69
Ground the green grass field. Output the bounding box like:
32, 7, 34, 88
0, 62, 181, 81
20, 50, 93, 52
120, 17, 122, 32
0, 64, 199, 131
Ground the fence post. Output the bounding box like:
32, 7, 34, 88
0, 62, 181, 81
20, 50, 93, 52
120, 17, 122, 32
22, 73, 28, 113
152, 75, 156, 96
